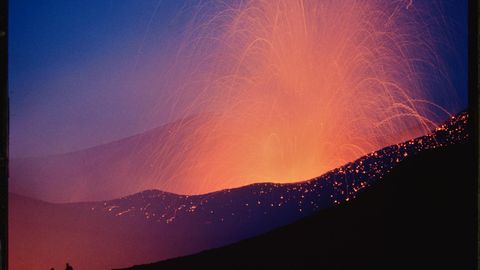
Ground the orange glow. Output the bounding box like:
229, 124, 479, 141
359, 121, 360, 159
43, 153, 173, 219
12, 1, 455, 202
138, 0, 454, 195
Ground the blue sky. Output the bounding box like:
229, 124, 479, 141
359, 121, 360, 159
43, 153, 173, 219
9, 0, 189, 157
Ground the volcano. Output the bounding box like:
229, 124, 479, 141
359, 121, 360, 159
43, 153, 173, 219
9, 112, 471, 270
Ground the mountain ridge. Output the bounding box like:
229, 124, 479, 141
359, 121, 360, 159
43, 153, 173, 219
10, 111, 456, 202
9, 112, 471, 270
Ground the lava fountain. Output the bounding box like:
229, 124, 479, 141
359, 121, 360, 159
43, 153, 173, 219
137, 0, 458, 194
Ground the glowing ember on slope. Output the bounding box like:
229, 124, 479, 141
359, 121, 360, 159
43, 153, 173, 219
95, 112, 469, 224
141, 0, 458, 194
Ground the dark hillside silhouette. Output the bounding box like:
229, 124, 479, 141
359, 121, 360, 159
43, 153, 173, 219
120, 142, 475, 270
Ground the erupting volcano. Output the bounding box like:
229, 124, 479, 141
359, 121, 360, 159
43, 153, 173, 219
8, 1, 470, 270
121, 0, 458, 194
11, 0, 463, 202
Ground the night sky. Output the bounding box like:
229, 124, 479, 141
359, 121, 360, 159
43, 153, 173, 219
9, 0, 468, 158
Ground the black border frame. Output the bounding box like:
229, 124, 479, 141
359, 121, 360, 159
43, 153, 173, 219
1, 0, 8, 269
471, 0, 479, 268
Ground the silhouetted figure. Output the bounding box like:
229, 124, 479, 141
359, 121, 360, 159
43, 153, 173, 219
51, 268, 55, 270
65, 263, 73, 270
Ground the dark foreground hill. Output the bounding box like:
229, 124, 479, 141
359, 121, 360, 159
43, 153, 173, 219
121, 141, 475, 270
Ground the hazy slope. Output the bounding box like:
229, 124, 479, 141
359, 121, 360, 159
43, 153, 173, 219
9, 115, 211, 202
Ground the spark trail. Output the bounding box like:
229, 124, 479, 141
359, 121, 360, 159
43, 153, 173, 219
78, 0, 460, 196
